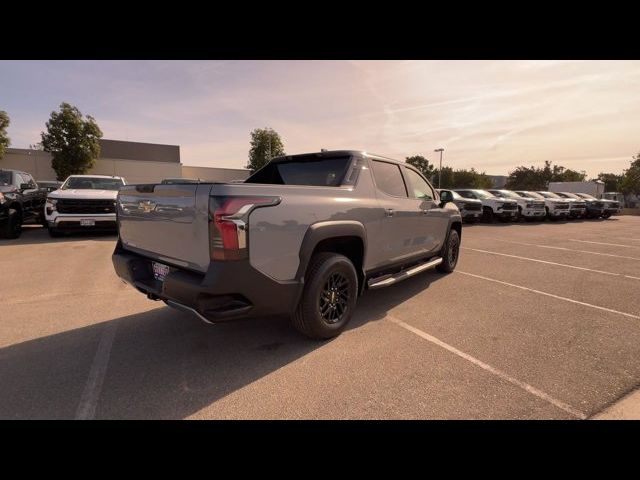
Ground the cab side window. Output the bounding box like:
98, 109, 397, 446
403, 167, 435, 201
371, 160, 408, 197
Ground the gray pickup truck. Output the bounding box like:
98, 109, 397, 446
112, 151, 462, 339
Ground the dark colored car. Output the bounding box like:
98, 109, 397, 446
575, 193, 619, 218
37, 180, 63, 192
437, 189, 482, 222
0, 169, 47, 238
568, 193, 606, 218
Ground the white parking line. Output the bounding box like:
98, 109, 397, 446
482, 238, 640, 262
75, 322, 117, 420
387, 315, 587, 419
457, 271, 640, 321
569, 239, 640, 249
462, 247, 640, 281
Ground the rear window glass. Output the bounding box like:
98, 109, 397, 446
246, 156, 351, 186
371, 160, 407, 197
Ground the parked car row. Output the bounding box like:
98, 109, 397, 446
437, 188, 621, 223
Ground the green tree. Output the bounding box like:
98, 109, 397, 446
433, 166, 454, 188
0, 110, 10, 160
620, 152, 640, 196
41, 103, 103, 181
506, 165, 546, 190
245, 127, 285, 173
596, 172, 625, 192
453, 168, 492, 189
405, 155, 435, 180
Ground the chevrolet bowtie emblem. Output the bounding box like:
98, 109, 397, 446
139, 200, 156, 213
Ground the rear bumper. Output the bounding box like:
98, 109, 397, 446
112, 242, 303, 323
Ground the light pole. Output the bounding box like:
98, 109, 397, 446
434, 148, 444, 188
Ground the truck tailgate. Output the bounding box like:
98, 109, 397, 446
117, 184, 213, 272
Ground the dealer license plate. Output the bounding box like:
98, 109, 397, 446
152, 262, 171, 282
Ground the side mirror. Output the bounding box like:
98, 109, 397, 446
439, 190, 454, 207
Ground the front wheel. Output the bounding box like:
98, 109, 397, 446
292, 252, 358, 340
48, 227, 64, 238
482, 206, 494, 223
0, 208, 22, 239
602, 212, 612, 219
437, 228, 460, 273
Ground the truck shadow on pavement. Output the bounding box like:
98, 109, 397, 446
0, 272, 440, 419
0, 226, 117, 246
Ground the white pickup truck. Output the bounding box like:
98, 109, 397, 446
514, 191, 570, 220
487, 189, 546, 221
45, 175, 126, 236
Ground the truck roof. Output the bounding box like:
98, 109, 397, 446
66, 174, 124, 179
272, 150, 402, 165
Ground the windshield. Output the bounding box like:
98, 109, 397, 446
0, 171, 11, 186
557, 192, 579, 199
537, 191, 561, 199
517, 191, 543, 199
246, 156, 352, 186
495, 190, 521, 199
62, 177, 124, 190
575, 193, 597, 200
471, 190, 496, 199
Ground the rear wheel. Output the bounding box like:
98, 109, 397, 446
1, 208, 22, 239
292, 252, 358, 340
602, 212, 612, 219
437, 228, 460, 273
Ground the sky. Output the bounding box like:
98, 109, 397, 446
1, 60, 639, 177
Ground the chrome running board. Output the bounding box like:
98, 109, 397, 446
367, 257, 443, 290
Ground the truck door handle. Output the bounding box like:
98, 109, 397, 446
385, 208, 394, 217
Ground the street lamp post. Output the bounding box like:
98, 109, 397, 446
434, 148, 444, 188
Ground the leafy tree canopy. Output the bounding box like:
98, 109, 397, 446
0, 110, 10, 160
245, 127, 285, 173
405, 155, 435, 181
40, 103, 102, 181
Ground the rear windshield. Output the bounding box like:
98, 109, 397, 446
246, 156, 352, 186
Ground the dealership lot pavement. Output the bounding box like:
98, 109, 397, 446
1, 217, 639, 419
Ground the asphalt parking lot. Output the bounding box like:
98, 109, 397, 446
1, 216, 639, 419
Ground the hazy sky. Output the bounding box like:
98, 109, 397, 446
1, 60, 639, 176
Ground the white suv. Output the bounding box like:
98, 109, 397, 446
44, 175, 126, 237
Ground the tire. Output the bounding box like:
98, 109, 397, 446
482, 206, 494, 223
292, 252, 358, 340
515, 206, 522, 222
437, 228, 460, 273
546, 207, 556, 221
0, 208, 22, 239
48, 227, 63, 238
602, 212, 611, 219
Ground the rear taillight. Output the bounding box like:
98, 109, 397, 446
209, 196, 280, 261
